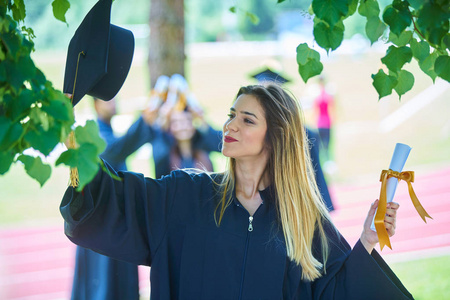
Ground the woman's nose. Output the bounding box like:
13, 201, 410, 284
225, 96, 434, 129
225, 118, 237, 131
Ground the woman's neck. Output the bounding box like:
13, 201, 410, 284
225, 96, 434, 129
177, 139, 192, 158
234, 158, 270, 200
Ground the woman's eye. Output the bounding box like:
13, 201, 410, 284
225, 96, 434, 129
244, 118, 254, 124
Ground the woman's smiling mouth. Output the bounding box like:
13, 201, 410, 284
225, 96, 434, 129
224, 136, 238, 143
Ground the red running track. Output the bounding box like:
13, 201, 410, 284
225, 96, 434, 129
1, 166, 449, 299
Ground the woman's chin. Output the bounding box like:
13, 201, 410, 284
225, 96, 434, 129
221, 149, 233, 158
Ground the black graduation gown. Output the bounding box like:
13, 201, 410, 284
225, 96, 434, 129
60, 161, 413, 300
305, 127, 334, 211
70, 118, 147, 300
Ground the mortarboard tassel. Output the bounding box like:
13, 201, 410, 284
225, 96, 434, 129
67, 51, 85, 188
68, 130, 79, 188
174, 92, 187, 112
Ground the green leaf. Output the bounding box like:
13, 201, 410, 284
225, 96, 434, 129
298, 58, 323, 83
312, 0, 349, 27
313, 20, 344, 52
229, 6, 236, 13
389, 30, 413, 47
245, 11, 260, 25
347, 0, 358, 16
372, 69, 398, 99
382, 5, 411, 36
0, 150, 15, 174
277, 0, 286, 3
41, 90, 74, 121
0, 122, 23, 151
0, 47, 5, 63
29, 107, 49, 131
296, 43, 323, 82
410, 38, 430, 63
393, 69, 415, 98
407, 0, 423, 10
56, 148, 78, 168
11, 0, 26, 22
21, 26, 35, 40
416, 2, 449, 46
24, 127, 60, 156
56, 144, 100, 191
296, 43, 321, 68
75, 120, 107, 155
52, 0, 70, 24
13, 88, 35, 117
419, 51, 438, 82
365, 16, 386, 44
31, 69, 47, 90
443, 33, 450, 50
76, 144, 101, 191
358, 0, 380, 18
5, 55, 36, 91
381, 45, 413, 73
0, 116, 11, 144
2, 30, 22, 60
434, 55, 450, 82
0, 62, 6, 81
18, 155, 51, 186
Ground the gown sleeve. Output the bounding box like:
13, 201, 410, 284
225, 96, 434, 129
60, 159, 179, 266
310, 220, 414, 300
198, 124, 222, 153
100, 117, 155, 167
305, 127, 334, 211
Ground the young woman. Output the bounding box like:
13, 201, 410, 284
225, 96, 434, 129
61, 84, 412, 299
141, 74, 222, 178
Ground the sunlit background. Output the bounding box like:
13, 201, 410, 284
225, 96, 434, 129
0, 0, 449, 299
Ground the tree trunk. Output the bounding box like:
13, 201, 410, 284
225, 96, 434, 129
148, 0, 185, 88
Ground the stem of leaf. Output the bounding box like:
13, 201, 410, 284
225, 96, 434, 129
7, 121, 30, 152
409, 9, 426, 41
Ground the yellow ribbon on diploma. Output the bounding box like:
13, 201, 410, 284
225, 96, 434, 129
375, 169, 433, 250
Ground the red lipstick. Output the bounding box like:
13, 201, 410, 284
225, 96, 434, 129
224, 136, 238, 143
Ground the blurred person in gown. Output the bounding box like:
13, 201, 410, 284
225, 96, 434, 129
142, 74, 223, 178
71, 97, 151, 300
314, 76, 335, 164
250, 64, 334, 211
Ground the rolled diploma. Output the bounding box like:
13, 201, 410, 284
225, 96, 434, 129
370, 143, 412, 231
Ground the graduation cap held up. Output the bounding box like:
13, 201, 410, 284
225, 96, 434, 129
63, 0, 135, 106
63, 0, 134, 188
250, 68, 291, 85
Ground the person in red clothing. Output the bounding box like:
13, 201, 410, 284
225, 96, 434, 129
314, 76, 335, 162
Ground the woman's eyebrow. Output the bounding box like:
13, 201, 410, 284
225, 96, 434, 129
230, 107, 258, 119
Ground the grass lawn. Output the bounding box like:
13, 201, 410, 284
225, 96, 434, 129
391, 255, 450, 300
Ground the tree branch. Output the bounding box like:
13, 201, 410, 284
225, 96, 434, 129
409, 8, 426, 41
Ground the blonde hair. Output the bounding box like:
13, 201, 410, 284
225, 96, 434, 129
215, 84, 333, 281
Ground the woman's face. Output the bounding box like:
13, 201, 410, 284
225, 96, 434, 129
222, 94, 268, 160
169, 111, 195, 141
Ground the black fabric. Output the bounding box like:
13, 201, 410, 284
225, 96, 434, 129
63, 0, 134, 106
60, 161, 413, 300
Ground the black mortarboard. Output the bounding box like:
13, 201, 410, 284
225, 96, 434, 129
250, 68, 291, 85
63, 0, 134, 106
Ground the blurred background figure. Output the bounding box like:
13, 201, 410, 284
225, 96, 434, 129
71, 96, 151, 300
314, 76, 335, 164
142, 74, 223, 178
250, 63, 334, 212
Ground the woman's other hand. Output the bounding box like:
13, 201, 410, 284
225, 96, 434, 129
360, 200, 399, 254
